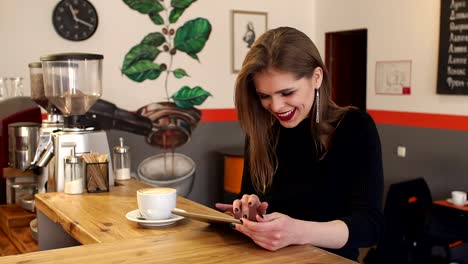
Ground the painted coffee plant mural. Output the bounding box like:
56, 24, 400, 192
121, 0, 212, 108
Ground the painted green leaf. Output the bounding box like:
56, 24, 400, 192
141, 32, 165, 47
171, 86, 211, 108
149, 12, 164, 25
171, 0, 197, 9
169, 8, 185, 23
174, 18, 211, 61
186, 53, 199, 61
172, 69, 189, 79
122, 60, 162, 82
121, 44, 161, 71
123, 0, 164, 14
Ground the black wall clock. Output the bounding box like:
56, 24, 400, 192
52, 0, 98, 41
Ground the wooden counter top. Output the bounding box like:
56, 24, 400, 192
12, 179, 357, 263
0, 226, 356, 264
34, 179, 224, 244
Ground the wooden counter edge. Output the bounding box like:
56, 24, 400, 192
0, 229, 358, 264
34, 194, 100, 245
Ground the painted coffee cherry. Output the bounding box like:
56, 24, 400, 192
160, 63, 167, 71
169, 29, 175, 35
162, 28, 168, 34
170, 48, 176, 55
163, 45, 169, 52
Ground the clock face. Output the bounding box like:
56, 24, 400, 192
52, 0, 98, 41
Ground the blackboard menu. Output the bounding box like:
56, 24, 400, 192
437, 0, 468, 94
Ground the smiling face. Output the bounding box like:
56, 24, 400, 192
253, 67, 323, 128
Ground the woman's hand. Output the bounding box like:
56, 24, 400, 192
232, 212, 301, 251
232, 214, 350, 250
215, 194, 268, 221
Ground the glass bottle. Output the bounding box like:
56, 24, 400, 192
113, 137, 131, 180
64, 147, 84, 194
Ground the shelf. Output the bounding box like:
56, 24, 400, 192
0, 204, 37, 255
2, 168, 37, 179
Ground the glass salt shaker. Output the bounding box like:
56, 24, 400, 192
113, 137, 131, 180
64, 147, 84, 194
0, 78, 6, 100
10, 77, 24, 97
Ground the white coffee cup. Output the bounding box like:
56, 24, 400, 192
451, 191, 467, 206
137, 187, 177, 220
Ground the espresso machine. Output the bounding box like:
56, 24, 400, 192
0, 98, 42, 204
31, 53, 115, 192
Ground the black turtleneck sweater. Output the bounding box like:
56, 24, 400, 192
240, 109, 384, 261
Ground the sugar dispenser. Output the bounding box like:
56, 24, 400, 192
113, 137, 131, 180
64, 146, 84, 194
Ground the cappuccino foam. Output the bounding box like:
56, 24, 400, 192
138, 187, 175, 195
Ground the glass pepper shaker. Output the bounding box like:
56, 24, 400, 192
64, 147, 84, 194
113, 137, 131, 180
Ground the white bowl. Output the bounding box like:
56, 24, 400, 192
137, 153, 195, 197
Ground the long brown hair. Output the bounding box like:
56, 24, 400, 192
235, 27, 353, 194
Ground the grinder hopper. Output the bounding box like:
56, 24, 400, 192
40, 53, 103, 118
29, 62, 62, 116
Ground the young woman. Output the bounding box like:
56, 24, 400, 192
216, 27, 384, 261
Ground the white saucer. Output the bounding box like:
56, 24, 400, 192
446, 198, 468, 206
125, 209, 184, 227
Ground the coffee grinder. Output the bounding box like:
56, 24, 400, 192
29, 62, 64, 194
32, 53, 114, 192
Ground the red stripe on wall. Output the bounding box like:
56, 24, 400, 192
42, 109, 468, 129
43, 109, 239, 123
201, 108, 237, 122
367, 109, 468, 131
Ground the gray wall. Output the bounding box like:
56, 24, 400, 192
106, 121, 244, 207
378, 124, 468, 201
107, 120, 468, 208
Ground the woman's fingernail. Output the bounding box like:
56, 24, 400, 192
239, 219, 243, 224
230, 223, 236, 229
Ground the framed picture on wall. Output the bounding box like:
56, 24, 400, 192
231, 10, 268, 73
375, 60, 412, 95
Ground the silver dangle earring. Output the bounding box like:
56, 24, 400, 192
315, 89, 320, 124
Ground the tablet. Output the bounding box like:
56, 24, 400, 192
172, 208, 242, 224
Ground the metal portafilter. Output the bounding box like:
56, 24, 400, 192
84, 100, 200, 149
137, 102, 201, 149
85, 99, 153, 136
